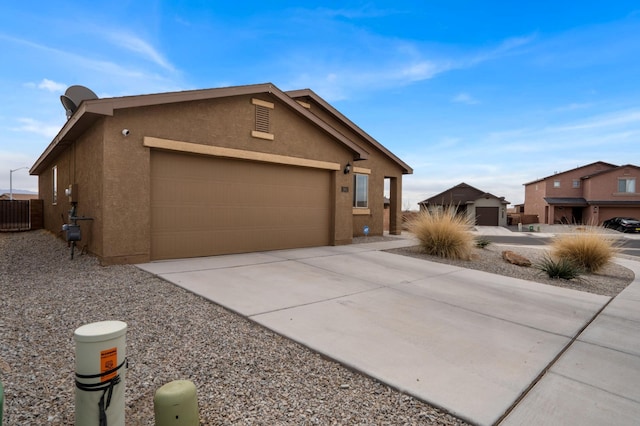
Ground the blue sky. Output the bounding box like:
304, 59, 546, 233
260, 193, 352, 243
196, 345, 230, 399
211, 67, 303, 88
1, 2, 640, 208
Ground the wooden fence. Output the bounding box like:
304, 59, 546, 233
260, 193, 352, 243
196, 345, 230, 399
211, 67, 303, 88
0, 199, 44, 231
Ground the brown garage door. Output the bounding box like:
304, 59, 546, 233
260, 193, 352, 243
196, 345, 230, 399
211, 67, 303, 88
475, 207, 499, 226
151, 150, 332, 260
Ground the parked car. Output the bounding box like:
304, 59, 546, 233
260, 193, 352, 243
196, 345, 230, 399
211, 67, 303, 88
603, 217, 640, 233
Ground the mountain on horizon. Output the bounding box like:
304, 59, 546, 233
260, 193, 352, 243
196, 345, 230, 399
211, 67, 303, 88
0, 188, 38, 195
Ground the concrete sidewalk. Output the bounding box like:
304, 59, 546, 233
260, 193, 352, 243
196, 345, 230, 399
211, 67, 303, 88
137, 235, 640, 425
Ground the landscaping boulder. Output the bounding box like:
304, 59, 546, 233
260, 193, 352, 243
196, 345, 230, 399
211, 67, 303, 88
502, 250, 532, 267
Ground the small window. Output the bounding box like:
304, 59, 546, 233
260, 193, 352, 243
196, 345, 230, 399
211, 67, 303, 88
572, 179, 580, 188
553, 180, 560, 188
353, 174, 368, 208
618, 178, 636, 193
52, 166, 58, 205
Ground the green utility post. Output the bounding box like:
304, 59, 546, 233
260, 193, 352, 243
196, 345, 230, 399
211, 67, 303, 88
154, 380, 200, 426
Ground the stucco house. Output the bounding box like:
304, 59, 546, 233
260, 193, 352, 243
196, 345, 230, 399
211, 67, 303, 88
418, 182, 509, 226
30, 83, 412, 264
523, 162, 640, 225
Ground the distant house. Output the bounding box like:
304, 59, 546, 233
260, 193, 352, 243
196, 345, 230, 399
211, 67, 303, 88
523, 162, 640, 225
30, 83, 412, 264
418, 183, 509, 226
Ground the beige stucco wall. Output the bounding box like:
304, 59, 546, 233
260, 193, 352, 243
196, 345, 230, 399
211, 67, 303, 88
299, 100, 406, 238
38, 121, 105, 256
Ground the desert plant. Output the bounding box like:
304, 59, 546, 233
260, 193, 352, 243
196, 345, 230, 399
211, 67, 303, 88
475, 237, 492, 248
407, 206, 475, 260
535, 254, 582, 280
551, 228, 618, 273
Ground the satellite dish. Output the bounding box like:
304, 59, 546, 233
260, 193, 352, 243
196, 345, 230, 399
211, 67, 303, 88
60, 85, 98, 119
60, 95, 77, 119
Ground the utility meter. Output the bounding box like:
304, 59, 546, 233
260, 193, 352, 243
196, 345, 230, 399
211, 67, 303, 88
65, 183, 78, 203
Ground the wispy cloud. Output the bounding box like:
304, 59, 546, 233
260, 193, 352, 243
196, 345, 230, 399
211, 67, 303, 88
11, 118, 62, 139
0, 33, 181, 95
550, 109, 640, 132
104, 31, 176, 72
24, 78, 66, 92
313, 5, 400, 20
554, 102, 593, 112
452, 93, 479, 105
282, 30, 536, 101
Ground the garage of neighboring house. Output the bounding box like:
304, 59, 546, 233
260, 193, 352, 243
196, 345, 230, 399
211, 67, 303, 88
475, 207, 499, 226
150, 150, 331, 260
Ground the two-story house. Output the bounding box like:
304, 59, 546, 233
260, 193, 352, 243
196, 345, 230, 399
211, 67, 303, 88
523, 162, 640, 225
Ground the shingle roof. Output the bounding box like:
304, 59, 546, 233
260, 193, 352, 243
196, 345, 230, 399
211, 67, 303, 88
544, 197, 588, 205
419, 182, 509, 205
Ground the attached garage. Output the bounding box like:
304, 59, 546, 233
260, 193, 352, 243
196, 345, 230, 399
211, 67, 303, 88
151, 150, 332, 260
597, 206, 640, 224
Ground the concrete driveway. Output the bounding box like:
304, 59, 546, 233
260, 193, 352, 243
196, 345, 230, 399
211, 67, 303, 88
137, 235, 640, 425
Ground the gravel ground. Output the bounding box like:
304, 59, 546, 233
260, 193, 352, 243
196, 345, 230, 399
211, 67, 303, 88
384, 241, 634, 298
0, 230, 469, 425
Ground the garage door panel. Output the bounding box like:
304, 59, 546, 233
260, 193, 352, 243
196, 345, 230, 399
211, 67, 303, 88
151, 151, 331, 260
476, 207, 499, 226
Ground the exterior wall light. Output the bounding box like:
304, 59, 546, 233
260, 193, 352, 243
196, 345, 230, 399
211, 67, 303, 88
343, 162, 351, 174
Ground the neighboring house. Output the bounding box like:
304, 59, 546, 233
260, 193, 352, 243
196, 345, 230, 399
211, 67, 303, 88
0, 193, 38, 200
418, 182, 510, 226
30, 83, 412, 264
523, 162, 640, 225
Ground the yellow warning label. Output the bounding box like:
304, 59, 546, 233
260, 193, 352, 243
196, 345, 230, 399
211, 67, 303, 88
100, 347, 118, 382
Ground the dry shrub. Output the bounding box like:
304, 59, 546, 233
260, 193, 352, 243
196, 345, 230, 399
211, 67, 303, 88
551, 228, 618, 273
407, 206, 475, 260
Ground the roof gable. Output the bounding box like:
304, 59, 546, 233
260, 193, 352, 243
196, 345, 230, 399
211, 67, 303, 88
31, 83, 377, 175
286, 89, 412, 174
581, 164, 640, 179
523, 161, 617, 185
419, 182, 509, 205
419, 183, 484, 205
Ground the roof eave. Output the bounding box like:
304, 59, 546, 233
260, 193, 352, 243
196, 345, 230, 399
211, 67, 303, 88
30, 103, 107, 175
286, 88, 412, 174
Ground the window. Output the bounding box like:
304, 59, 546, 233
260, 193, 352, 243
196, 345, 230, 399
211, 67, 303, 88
353, 174, 368, 208
618, 178, 636, 193
553, 180, 560, 188
52, 166, 58, 205
572, 179, 580, 188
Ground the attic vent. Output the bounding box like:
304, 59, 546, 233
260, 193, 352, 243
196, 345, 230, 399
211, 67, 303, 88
251, 98, 275, 140
255, 105, 270, 133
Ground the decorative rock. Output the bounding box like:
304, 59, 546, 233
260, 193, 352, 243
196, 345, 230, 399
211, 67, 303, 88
502, 250, 532, 267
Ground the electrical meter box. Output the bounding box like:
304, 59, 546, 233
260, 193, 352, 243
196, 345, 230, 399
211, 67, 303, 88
66, 183, 78, 203
64, 224, 82, 242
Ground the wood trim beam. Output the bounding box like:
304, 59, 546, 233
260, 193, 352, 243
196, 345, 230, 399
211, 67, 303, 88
143, 136, 341, 171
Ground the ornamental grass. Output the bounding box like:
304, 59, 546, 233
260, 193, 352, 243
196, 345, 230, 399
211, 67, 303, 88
551, 228, 618, 273
407, 205, 475, 260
